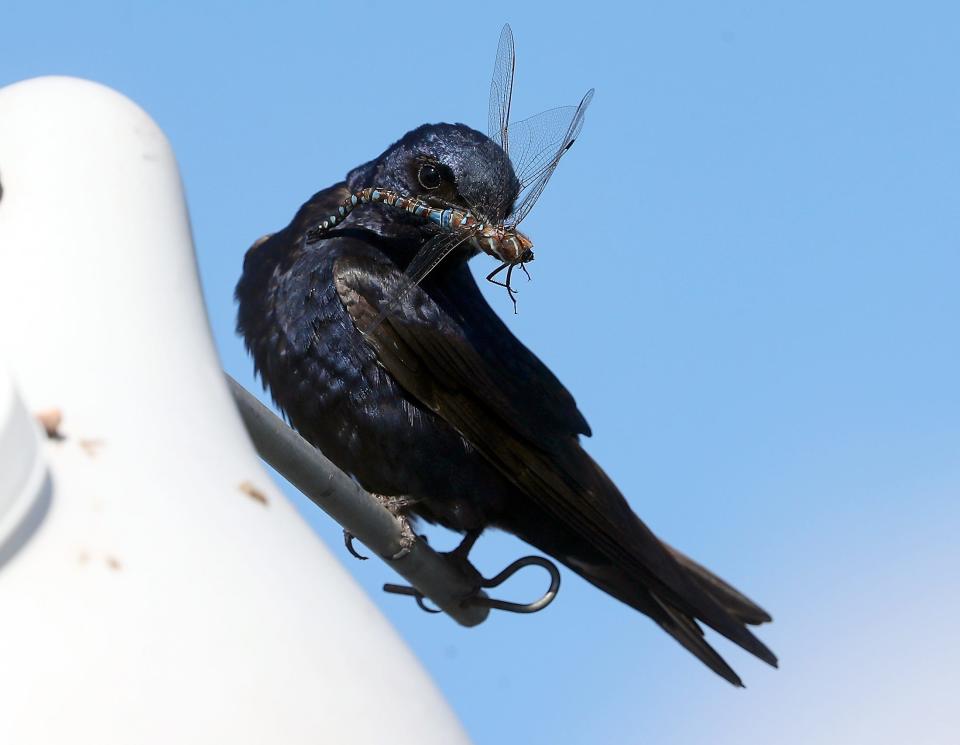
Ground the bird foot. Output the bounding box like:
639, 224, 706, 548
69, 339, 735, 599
373, 493, 418, 513
448, 528, 481, 562
342, 494, 419, 561
442, 528, 484, 595
373, 493, 418, 560
392, 516, 417, 560
343, 530, 368, 560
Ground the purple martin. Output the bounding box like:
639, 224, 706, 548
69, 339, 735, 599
235, 119, 777, 686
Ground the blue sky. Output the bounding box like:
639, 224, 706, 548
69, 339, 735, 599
5, 1, 959, 742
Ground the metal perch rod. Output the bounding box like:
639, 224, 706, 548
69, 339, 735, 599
228, 375, 560, 626
227, 374, 492, 626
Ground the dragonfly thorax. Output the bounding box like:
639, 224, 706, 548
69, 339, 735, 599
471, 225, 533, 264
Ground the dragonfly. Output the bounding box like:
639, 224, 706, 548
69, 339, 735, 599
305, 24, 594, 316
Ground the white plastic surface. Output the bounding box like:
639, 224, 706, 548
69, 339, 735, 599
0, 76, 469, 745
0, 365, 49, 567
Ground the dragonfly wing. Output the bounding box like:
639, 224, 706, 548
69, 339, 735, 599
404, 231, 473, 288
507, 89, 594, 227
365, 230, 472, 334
488, 24, 516, 155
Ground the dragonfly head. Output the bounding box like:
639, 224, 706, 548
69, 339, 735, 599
512, 230, 534, 263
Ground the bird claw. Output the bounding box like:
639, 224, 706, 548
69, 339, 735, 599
343, 529, 368, 560
373, 493, 417, 513
451, 528, 481, 560
368, 493, 418, 560
392, 515, 417, 560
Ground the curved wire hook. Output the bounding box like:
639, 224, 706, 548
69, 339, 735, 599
383, 554, 561, 617
381, 583, 443, 613
468, 555, 560, 613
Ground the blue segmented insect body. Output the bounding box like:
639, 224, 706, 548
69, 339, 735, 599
305, 186, 534, 264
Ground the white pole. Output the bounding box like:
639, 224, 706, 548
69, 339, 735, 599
0, 76, 470, 745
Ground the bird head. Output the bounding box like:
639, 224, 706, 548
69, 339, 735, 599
347, 123, 520, 228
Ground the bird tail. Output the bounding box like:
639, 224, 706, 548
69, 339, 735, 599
454, 396, 778, 684
562, 544, 775, 687
661, 542, 773, 626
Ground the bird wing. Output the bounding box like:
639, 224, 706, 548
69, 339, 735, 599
333, 253, 776, 682
427, 260, 592, 440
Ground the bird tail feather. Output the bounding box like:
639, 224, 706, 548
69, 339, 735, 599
661, 543, 773, 626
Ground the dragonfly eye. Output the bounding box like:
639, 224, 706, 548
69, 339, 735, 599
417, 164, 442, 190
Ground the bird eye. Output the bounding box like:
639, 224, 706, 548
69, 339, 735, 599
417, 163, 442, 190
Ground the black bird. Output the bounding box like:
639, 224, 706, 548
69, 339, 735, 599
235, 118, 777, 686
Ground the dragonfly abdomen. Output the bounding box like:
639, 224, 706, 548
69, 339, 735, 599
306, 187, 477, 242
304, 187, 531, 264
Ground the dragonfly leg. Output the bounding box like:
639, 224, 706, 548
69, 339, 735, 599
486, 261, 521, 314
485, 261, 510, 287
505, 264, 519, 314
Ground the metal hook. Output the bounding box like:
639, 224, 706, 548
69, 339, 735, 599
383, 554, 561, 617
381, 583, 443, 613
469, 555, 561, 613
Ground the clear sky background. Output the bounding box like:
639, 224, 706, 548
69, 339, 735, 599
4, 1, 959, 742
